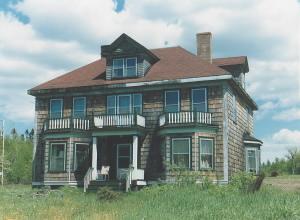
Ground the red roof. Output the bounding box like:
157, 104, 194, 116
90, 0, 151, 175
29, 46, 230, 92
213, 56, 247, 66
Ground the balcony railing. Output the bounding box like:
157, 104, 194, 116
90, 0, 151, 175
44, 117, 91, 131
159, 111, 212, 127
94, 114, 145, 128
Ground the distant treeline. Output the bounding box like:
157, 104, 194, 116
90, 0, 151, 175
0, 128, 34, 184
261, 147, 300, 176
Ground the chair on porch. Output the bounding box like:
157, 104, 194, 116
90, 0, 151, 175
97, 166, 110, 181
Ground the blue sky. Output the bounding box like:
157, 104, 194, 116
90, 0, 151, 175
0, 0, 299, 162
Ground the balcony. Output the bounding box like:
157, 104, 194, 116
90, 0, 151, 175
44, 117, 91, 131
94, 114, 145, 128
159, 111, 212, 127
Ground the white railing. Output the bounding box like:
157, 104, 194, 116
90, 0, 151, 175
83, 167, 94, 193
45, 118, 90, 131
159, 112, 212, 126
94, 114, 145, 128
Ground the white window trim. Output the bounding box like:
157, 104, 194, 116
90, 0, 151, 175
112, 57, 137, 78
116, 143, 132, 169
117, 94, 132, 114
192, 88, 207, 112
199, 138, 214, 170
245, 147, 260, 174
133, 93, 142, 114
165, 90, 180, 112
49, 142, 66, 172
72, 97, 86, 118
171, 137, 191, 169
50, 98, 63, 118
73, 142, 89, 170
107, 95, 117, 115
107, 94, 142, 115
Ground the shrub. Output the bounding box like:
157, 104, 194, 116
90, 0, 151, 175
270, 171, 279, 177
96, 187, 121, 201
230, 172, 255, 193
248, 173, 265, 193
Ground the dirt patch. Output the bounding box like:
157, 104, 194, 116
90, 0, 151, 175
264, 176, 300, 192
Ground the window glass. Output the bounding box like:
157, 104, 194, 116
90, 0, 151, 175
74, 144, 89, 171
118, 95, 131, 114
73, 97, 86, 118
126, 58, 137, 77
118, 144, 131, 169
172, 138, 190, 168
247, 149, 257, 173
107, 95, 116, 114
165, 90, 179, 112
200, 139, 213, 169
113, 59, 124, 77
192, 88, 207, 112
49, 143, 65, 172
50, 99, 63, 118
133, 94, 142, 114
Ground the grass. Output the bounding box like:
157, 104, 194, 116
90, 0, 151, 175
0, 179, 300, 220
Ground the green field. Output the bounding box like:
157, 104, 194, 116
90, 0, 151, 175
0, 177, 300, 220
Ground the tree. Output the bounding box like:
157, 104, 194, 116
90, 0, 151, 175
286, 147, 299, 175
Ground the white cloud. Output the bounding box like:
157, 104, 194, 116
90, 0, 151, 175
261, 129, 300, 162
273, 108, 300, 121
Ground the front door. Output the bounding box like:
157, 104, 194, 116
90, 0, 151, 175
116, 144, 132, 180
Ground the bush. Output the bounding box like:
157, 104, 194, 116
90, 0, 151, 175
270, 171, 279, 177
230, 172, 255, 193
96, 187, 121, 201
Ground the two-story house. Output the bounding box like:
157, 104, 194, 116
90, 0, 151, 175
28, 32, 262, 190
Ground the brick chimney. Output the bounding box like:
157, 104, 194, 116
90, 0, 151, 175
196, 32, 212, 63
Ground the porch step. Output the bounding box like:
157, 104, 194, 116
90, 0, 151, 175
87, 180, 124, 192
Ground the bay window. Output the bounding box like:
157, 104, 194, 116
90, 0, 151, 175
192, 88, 207, 112
50, 99, 63, 119
246, 148, 260, 174
172, 138, 190, 169
73, 97, 86, 118
165, 90, 180, 112
199, 138, 214, 169
107, 94, 142, 114
49, 143, 66, 172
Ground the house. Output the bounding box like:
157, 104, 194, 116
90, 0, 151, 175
28, 32, 262, 190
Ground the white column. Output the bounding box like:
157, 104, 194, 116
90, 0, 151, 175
92, 137, 98, 179
132, 136, 138, 170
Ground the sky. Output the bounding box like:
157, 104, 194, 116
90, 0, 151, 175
0, 0, 299, 162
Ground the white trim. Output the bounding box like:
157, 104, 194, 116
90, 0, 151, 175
49, 142, 66, 172
243, 140, 262, 145
223, 87, 229, 183
165, 90, 180, 112
112, 58, 124, 78
124, 75, 232, 88
191, 88, 207, 112
50, 98, 63, 118
245, 147, 260, 174
199, 138, 214, 170
72, 97, 86, 117
171, 137, 191, 169
117, 94, 132, 114
112, 57, 137, 78
125, 57, 138, 77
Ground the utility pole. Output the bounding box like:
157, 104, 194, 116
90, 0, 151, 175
0, 120, 4, 186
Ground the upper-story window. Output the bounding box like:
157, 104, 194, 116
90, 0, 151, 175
192, 88, 207, 112
112, 57, 137, 78
165, 90, 180, 112
73, 97, 86, 118
107, 94, 142, 115
50, 99, 63, 118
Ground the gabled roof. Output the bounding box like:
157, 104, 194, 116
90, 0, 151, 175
244, 133, 263, 146
29, 46, 229, 92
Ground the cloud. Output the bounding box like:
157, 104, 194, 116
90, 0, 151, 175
261, 129, 300, 162
273, 108, 300, 121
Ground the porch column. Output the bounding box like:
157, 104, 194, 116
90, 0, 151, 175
132, 136, 138, 170
92, 137, 98, 179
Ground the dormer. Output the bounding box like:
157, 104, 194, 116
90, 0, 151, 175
101, 34, 159, 80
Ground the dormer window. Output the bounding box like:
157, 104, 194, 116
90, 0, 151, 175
112, 57, 137, 78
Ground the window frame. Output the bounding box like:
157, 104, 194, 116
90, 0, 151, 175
117, 94, 132, 114
164, 90, 180, 113
199, 137, 214, 170
116, 143, 132, 169
73, 142, 90, 171
245, 147, 260, 174
171, 137, 191, 169
49, 99, 63, 119
48, 142, 66, 173
106, 93, 143, 115
72, 97, 86, 118
112, 57, 137, 78
191, 88, 207, 112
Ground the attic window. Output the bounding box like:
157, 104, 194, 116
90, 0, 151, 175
112, 57, 137, 78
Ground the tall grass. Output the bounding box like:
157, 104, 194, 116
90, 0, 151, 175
0, 184, 299, 220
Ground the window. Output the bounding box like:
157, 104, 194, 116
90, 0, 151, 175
50, 99, 63, 118
112, 57, 137, 78
117, 144, 132, 169
233, 95, 237, 122
172, 138, 190, 169
73, 97, 86, 118
246, 148, 260, 174
192, 88, 207, 112
74, 143, 89, 171
49, 143, 66, 172
199, 138, 214, 169
107, 94, 142, 114
165, 90, 180, 112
